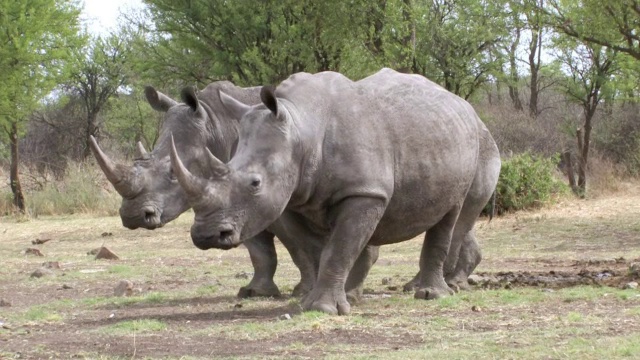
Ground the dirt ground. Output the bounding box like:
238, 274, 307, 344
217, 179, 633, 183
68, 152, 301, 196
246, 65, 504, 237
1, 190, 640, 359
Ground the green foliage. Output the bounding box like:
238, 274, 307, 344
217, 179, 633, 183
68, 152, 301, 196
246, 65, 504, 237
0, 0, 84, 136
493, 152, 568, 214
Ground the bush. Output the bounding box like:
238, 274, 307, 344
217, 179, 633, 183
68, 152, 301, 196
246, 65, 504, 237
492, 152, 569, 214
0, 162, 120, 217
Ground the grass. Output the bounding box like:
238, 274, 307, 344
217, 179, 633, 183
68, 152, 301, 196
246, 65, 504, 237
1, 187, 640, 359
101, 319, 168, 335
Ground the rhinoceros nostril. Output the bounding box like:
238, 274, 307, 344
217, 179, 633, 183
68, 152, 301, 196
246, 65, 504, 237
143, 207, 156, 223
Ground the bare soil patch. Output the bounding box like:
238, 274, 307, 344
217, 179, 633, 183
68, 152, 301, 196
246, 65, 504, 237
1, 192, 640, 359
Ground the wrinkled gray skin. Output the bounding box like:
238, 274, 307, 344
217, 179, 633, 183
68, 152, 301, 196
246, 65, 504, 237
170, 68, 501, 315
89, 82, 322, 298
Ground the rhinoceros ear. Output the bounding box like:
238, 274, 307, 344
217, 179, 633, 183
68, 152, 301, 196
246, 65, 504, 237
145, 86, 177, 112
219, 90, 251, 121
181, 86, 201, 113
260, 85, 278, 117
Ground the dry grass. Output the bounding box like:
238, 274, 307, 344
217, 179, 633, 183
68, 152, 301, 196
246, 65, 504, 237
1, 187, 640, 359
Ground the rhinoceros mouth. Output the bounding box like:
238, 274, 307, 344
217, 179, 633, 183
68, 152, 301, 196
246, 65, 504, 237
192, 229, 241, 250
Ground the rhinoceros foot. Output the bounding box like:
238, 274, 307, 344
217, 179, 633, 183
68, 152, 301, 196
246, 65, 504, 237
346, 287, 364, 305
414, 284, 455, 300
402, 272, 421, 292
302, 288, 350, 315
237, 282, 281, 298
445, 276, 471, 292
291, 281, 313, 298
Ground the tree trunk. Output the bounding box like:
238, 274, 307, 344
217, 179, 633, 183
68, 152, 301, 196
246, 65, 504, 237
9, 121, 25, 212
508, 25, 523, 111
577, 110, 594, 196
83, 111, 99, 159
528, 27, 541, 117
562, 149, 577, 194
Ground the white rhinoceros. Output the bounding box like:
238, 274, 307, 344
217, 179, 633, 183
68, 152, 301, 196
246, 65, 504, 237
170, 68, 501, 315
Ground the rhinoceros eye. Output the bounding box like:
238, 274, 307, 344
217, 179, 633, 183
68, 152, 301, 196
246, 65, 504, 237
249, 175, 262, 193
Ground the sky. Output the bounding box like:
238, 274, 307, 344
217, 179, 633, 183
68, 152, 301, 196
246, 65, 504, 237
80, 0, 144, 35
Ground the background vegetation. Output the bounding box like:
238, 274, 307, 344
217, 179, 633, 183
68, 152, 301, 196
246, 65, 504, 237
1, 0, 640, 215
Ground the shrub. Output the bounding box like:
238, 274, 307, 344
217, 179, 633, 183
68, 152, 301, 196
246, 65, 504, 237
492, 152, 569, 214
0, 162, 120, 217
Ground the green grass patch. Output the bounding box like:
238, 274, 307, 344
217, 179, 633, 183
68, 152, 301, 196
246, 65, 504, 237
21, 306, 63, 323
101, 319, 167, 335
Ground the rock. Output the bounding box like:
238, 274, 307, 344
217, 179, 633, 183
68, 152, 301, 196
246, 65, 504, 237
95, 247, 120, 260
24, 248, 44, 257
471, 305, 481, 312
101, 232, 113, 237
467, 274, 483, 285
279, 313, 292, 320
31, 267, 55, 278
387, 285, 398, 291
623, 281, 638, 290
114, 280, 134, 297
381, 277, 392, 285
42, 261, 61, 269
234, 271, 251, 279
60, 284, 73, 290
0, 299, 11, 307
31, 238, 51, 245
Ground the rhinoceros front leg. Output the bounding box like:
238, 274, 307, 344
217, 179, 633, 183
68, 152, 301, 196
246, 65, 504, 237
302, 197, 386, 315
414, 206, 460, 300
237, 231, 281, 298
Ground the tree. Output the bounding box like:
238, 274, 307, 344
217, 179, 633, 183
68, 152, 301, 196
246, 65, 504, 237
0, 0, 83, 212
547, 0, 640, 61
67, 31, 133, 159
554, 39, 618, 196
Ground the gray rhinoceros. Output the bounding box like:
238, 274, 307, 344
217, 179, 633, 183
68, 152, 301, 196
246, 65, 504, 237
89, 82, 317, 298
169, 68, 500, 315
90, 81, 383, 301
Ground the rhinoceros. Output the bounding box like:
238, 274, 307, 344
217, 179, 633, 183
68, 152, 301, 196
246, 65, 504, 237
169, 68, 500, 315
89, 81, 379, 300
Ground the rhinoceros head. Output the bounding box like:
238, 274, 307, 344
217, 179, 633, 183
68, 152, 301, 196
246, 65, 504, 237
90, 86, 229, 230
169, 86, 299, 250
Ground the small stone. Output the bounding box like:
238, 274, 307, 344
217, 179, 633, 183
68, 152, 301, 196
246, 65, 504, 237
471, 305, 481, 312
42, 261, 61, 269
114, 280, 133, 297
30, 268, 54, 278
387, 285, 398, 291
0, 299, 11, 307
234, 271, 251, 279
233, 303, 243, 309
101, 232, 113, 237
31, 238, 51, 245
24, 248, 44, 257
279, 313, 292, 320
61, 284, 73, 290
109, 313, 115, 319
467, 274, 483, 285
95, 247, 120, 260
623, 281, 638, 290
381, 277, 392, 285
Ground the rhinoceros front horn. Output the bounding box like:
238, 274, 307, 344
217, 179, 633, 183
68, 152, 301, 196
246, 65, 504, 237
169, 135, 208, 199
89, 135, 140, 198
